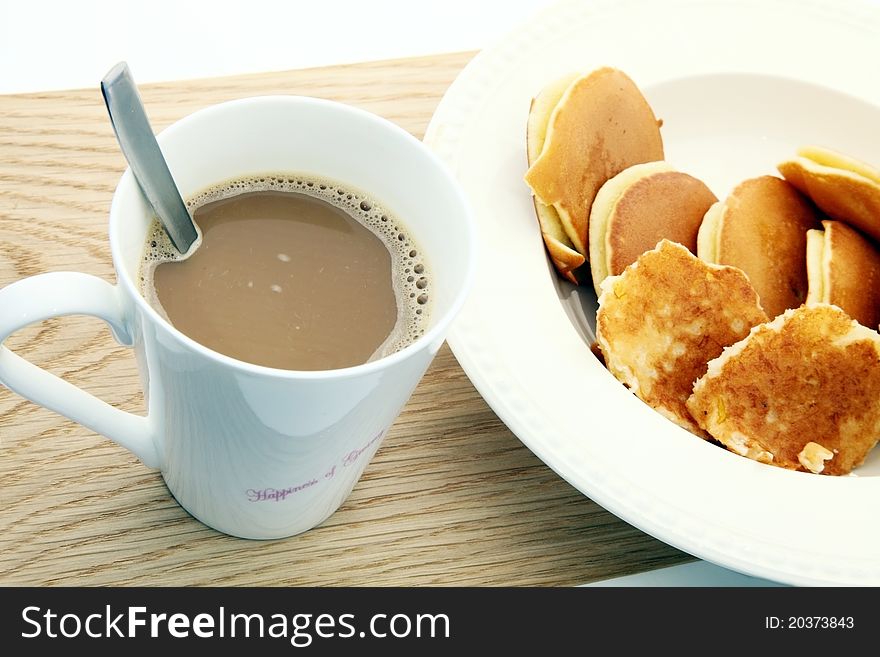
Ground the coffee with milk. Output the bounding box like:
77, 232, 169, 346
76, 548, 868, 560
139, 174, 430, 370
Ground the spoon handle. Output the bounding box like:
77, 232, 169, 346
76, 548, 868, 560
101, 62, 198, 253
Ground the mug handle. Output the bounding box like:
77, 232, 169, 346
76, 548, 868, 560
0, 271, 159, 467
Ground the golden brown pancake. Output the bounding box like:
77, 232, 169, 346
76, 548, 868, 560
588, 161, 717, 292
806, 220, 880, 329
778, 146, 880, 243
596, 239, 767, 436
687, 304, 880, 475
525, 72, 586, 283
696, 175, 821, 319
524, 67, 664, 261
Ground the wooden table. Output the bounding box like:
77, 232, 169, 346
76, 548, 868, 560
0, 52, 689, 586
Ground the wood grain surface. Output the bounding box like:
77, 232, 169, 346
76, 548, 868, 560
0, 51, 689, 586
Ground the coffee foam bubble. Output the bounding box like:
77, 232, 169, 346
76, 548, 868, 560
139, 173, 432, 364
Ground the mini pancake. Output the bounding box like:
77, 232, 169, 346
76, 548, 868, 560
596, 239, 767, 436
687, 304, 880, 475
778, 146, 880, 243
525, 72, 586, 283
524, 67, 664, 261
806, 220, 880, 329
696, 175, 821, 319
588, 161, 717, 292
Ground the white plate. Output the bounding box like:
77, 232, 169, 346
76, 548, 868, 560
424, 0, 880, 586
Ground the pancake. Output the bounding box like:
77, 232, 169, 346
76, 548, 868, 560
778, 146, 880, 243
687, 304, 880, 475
806, 219, 880, 329
696, 175, 821, 319
525, 72, 586, 283
524, 67, 664, 262
588, 161, 717, 292
596, 239, 767, 436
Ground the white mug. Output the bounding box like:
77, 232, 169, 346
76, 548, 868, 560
0, 96, 476, 539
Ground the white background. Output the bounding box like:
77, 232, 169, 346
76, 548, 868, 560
0, 0, 556, 94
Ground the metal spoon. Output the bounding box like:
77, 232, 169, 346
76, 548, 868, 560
101, 62, 198, 253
